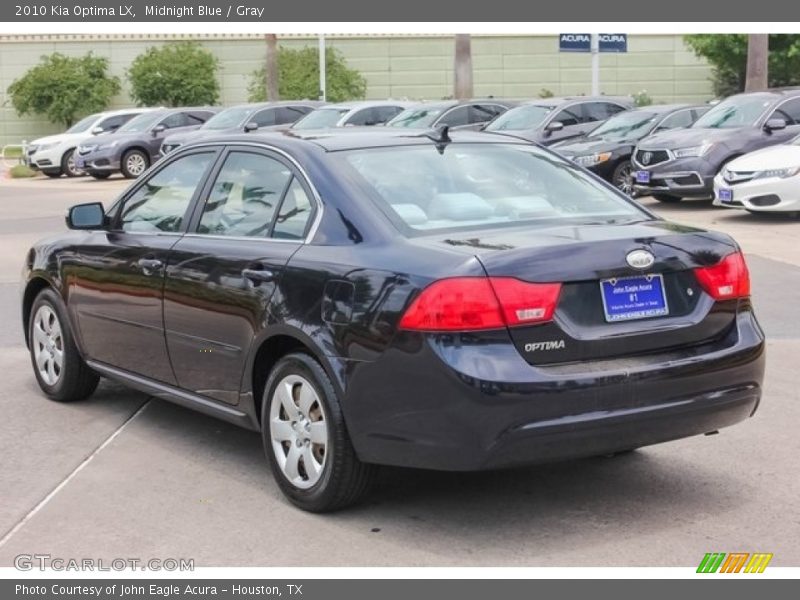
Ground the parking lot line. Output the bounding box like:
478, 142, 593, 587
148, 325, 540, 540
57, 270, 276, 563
0, 399, 152, 549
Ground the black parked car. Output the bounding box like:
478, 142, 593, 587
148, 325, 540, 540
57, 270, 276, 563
554, 104, 709, 194
22, 130, 764, 512
484, 96, 633, 145
160, 101, 323, 156
76, 107, 219, 179
385, 99, 517, 131
633, 90, 800, 202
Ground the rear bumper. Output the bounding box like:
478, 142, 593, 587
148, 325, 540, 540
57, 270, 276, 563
344, 310, 765, 471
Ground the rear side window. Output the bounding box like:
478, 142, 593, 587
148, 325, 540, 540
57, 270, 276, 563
119, 152, 214, 233
340, 144, 645, 235
197, 151, 291, 238
272, 178, 314, 239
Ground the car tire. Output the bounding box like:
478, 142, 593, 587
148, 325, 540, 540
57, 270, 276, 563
28, 288, 99, 402
61, 148, 81, 177
90, 172, 111, 180
261, 352, 376, 512
42, 170, 62, 178
611, 160, 634, 195
652, 194, 682, 203
120, 149, 149, 179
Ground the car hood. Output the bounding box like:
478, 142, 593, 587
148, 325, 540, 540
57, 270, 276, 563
727, 144, 800, 171
554, 137, 633, 156
31, 133, 83, 145
637, 127, 745, 150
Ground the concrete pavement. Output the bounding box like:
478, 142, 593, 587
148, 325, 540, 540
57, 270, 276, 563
0, 176, 797, 566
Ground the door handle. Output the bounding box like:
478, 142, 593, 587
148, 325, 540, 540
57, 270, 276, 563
242, 268, 276, 284
137, 258, 163, 275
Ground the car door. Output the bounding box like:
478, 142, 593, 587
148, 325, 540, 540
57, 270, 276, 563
163, 147, 317, 404
67, 149, 219, 384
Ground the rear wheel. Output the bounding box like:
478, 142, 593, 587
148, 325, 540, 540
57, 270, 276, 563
121, 149, 149, 179
611, 160, 633, 195
262, 352, 376, 512
61, 148, 81, 178
28, 288, 99, 402
652, 194, 682, 203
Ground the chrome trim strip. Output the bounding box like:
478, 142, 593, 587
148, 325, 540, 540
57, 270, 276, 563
181, 232, 303, 244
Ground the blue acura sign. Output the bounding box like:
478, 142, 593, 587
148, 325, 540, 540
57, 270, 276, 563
559, 33, 628, 53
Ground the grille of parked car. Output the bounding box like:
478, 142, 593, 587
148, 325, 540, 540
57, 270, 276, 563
635, 149, 670, 167
722, 169, 757, 185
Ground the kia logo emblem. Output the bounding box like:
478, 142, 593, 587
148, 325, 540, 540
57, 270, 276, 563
626, 249, 655, 270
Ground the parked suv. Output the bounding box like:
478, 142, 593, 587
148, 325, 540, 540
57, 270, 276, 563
385, 99, 517, 131
633, 90, 800, 202
484, 96, 633, 145
76, 107, 219, 179
160, 101, 323, 156
554, 104, 708, 194
25, 108, 151, 178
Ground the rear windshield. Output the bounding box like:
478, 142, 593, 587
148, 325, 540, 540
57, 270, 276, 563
340, 143, 647, 235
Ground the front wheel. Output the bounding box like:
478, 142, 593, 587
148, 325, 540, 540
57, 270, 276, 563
120, 149, 149, 179
29, 288, 99, 402
261, 352, 376, 512
611, 160, 633, 195
61, 148, 81, 177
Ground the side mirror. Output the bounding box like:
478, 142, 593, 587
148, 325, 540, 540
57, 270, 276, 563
244, 121, 259, 133
90, 126, 104, 135
765, 118, 787, 132
152, 124, 166, 136
66, 202, 106, 230
545, 121, 564, 134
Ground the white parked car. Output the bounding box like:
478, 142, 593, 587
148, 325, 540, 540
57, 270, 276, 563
26, 108, 153, 178
714, 135, 800, 213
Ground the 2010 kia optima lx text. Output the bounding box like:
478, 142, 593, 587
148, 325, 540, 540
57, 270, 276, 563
20, 129, 765, 511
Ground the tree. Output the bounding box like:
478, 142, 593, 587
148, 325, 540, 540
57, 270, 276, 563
7, 52, 120, 127
454, 34, 474, 100
265, 34, 279, 101
745, 34, 769, 92
684, 34, 800, 97
248, 46, 366, 103
127, 42, 220, 107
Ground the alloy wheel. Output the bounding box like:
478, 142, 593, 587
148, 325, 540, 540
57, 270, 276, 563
614, 162, 634, 195
32, 305, 63, 386
126, 153, 147, 176
269, 374, 329, 489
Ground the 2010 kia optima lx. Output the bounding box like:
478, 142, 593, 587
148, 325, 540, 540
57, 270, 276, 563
21, 129, 765, 512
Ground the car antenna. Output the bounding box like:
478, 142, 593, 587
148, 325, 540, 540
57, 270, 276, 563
417, 124, 451, 154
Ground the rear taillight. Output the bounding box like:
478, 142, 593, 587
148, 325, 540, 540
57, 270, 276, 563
693, 251, 750, 300
398, 277, 562, 332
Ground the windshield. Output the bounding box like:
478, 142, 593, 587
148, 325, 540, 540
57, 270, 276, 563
386, 106, 446, 128
292, 108, 349, 130
117, 112, 163, 133
485, 105, 555, 132
340, 143, 646, 235
692, 95, 772, 129
67, 114, 101, 134
202, 106, 252, 130
587, 111, 657, 140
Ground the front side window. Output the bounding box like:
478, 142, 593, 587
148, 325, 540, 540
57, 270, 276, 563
340, 143, 646, 235
118, 112, 165, 133
588, 111, 658, 140
770, 98, 800, 125
67, 114, 101, 134
202, 107, 252, 130
120, 152, 214, 233
438, 106, 469, 127
346, 108, 378, 126
552, 107, 582, 127
253, 109, 277, 127
386, 106, 446, 128
657, 110, 694, 131
198, 152, 292, 238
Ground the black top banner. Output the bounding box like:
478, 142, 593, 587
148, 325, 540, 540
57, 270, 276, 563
3, 0, 800, 22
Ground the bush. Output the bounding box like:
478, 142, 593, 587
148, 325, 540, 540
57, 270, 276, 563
9, 164, 36, 178
684, 34, 800, 97
248, 46, 366, 103
632, 90, 653, 107
538, 88, 555, 99
128, 42, 220, 107
7, 52, 120, 127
